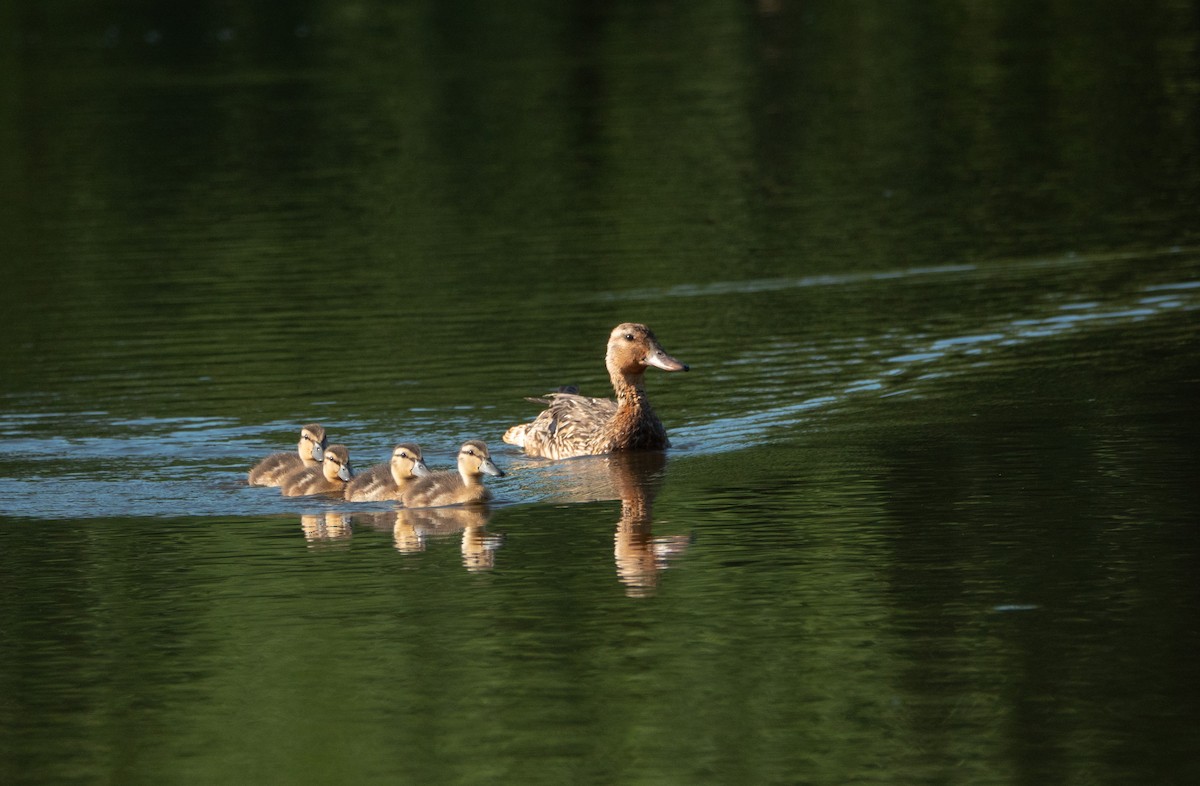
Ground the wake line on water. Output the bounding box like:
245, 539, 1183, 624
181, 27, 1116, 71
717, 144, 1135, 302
601, 245, 1196, 302
671, 249, 1200, 455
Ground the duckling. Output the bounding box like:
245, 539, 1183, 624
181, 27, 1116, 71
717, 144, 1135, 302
248, 423, 327, 486
503, 323, 689, 460
343, 443, 431, 502
401, 440, 505, 508
281, 444, 352, 497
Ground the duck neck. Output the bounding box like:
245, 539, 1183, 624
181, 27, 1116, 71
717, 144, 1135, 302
458, 464, 483, 487
612, 370, 653, 420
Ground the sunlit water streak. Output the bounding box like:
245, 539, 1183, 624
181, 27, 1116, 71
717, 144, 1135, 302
599, 246, 1193, 301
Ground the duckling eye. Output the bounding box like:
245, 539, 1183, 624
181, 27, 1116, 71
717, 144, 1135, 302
624, 333, 635, 341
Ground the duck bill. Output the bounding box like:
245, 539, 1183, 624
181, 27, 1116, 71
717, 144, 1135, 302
646, 346, 689, 372
411, 460, 431, 478
310, 444, 325, 462
480, 458, 505, 478
337, 465, 352, 482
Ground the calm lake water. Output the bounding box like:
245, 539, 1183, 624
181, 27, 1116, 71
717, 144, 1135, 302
3, 2, 1199, 784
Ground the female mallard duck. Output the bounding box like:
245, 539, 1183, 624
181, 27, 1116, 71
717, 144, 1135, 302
503, 323, 689, 460
248, 423, 327, 486
281, 444, 352, 497
401, 440, 505, 508
344, 443, 431, 502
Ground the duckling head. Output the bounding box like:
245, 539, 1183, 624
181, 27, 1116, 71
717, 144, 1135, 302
299, 423, 327, 462
322, 444, 352, 482
391, 443, 431, 480
458, 440, 505, 479
606, 323, 689, 377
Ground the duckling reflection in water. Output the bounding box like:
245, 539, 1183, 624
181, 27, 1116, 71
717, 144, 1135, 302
340, 511, 428, 552
300, 512, 353, 544
400, 440, 505, 508
503, 323, 689, 460
394, 506, 501, 570
248, 423, 327, 487
344, 443, 430, 502
281, 444, 352, 497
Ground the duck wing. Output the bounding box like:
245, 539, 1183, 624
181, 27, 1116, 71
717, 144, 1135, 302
504, 392, 618, 459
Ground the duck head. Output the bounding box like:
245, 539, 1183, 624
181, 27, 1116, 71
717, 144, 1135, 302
322, 444, 352, 482
606, 323, 689, 377
299, 423, 327, 462
390, 443, 431, 481
458, 440, 505, 479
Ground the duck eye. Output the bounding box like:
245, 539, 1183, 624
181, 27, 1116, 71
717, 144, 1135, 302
624, 333, 634, 341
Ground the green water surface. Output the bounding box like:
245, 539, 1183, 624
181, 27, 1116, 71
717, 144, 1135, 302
2, 2, 1199, 784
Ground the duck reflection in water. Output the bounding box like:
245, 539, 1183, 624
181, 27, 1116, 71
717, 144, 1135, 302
609, 452, 691, 597
300, 511, 353, 544
528, 451, 690, 596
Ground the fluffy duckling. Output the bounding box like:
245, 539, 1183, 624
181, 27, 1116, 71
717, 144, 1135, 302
343, 443, 431, 502
248, 423, 327, 486
401, 440, 505, 508
281, 444, 352, 497
503, 323, 689, 460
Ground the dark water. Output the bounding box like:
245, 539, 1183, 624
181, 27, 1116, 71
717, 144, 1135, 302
3, 2, 1199, 784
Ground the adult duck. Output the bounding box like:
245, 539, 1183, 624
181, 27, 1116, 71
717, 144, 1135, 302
344, 443, 431, 502
248, 423, 327, 487
401, 440, 504, 508
503, 323, 688, 460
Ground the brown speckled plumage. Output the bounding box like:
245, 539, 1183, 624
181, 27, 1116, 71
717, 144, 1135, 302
503, 323, 688, 460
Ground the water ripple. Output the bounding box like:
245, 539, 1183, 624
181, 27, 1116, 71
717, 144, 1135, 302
3, 249, 1196, 518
